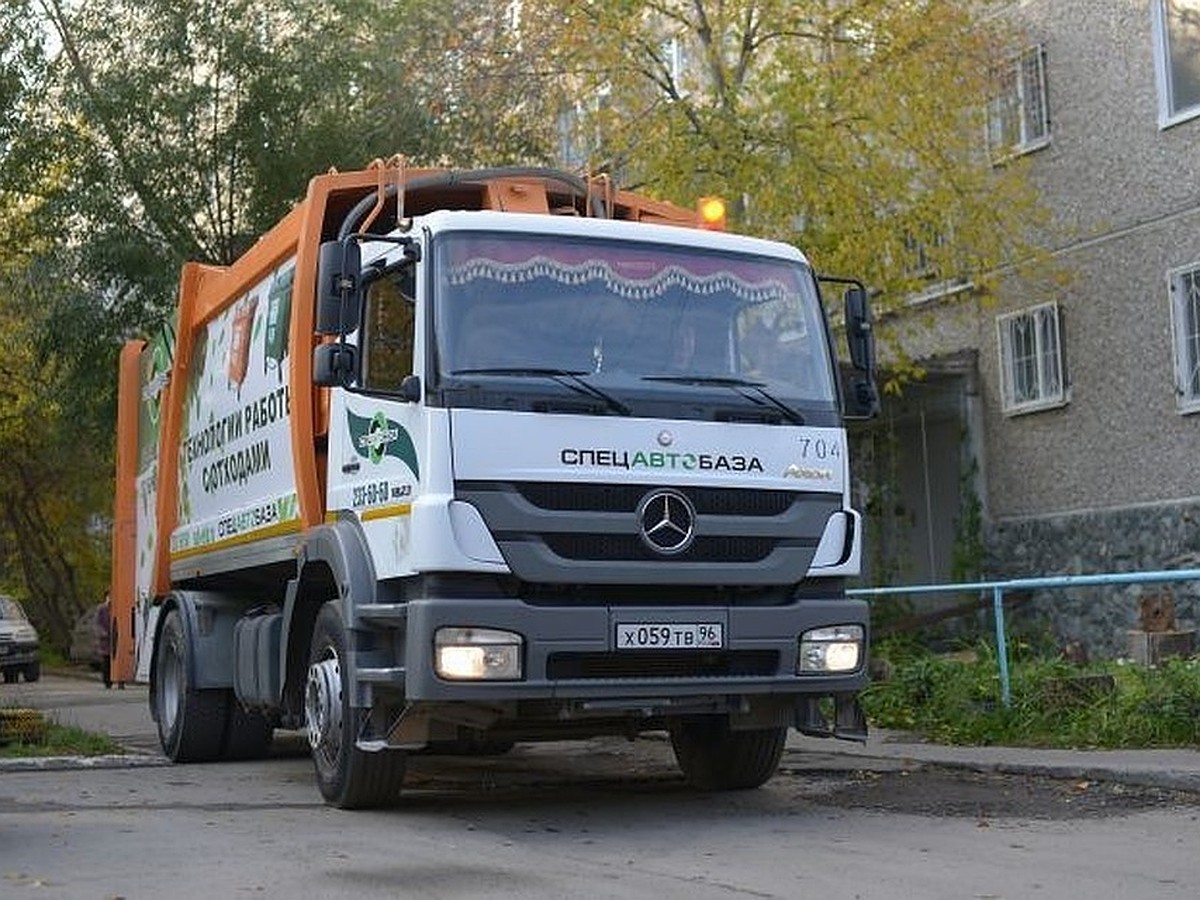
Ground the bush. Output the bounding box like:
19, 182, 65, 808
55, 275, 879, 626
862, 643, 1200, 748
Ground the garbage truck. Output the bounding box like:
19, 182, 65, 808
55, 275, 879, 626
110, 161, 879, 808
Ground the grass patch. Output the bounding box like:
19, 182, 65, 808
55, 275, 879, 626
863, 641, 1200, 748
38, 647, 72, 668
0, 716, 123, 758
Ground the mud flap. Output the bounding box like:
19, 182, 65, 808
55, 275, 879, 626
795, 693, 868, 742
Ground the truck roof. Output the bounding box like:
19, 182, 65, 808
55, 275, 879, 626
402, 209, 812, 268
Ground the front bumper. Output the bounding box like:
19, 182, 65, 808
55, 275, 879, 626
0, 643, 38, 667
394, 596, 869, 703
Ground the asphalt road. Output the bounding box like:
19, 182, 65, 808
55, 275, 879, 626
2, 675, 1198, 899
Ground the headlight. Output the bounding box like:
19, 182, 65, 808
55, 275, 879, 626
798, 625, 864, 674
434, 627, 523, 681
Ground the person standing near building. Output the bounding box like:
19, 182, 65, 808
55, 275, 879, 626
95, 595, 113, 689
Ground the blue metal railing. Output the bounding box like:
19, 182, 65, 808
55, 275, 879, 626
848, 569, 1200, 706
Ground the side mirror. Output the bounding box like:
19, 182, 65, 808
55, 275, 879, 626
843, 285, 880, 419
313, 342, 358, 387
316, 239, 362, 335
843, 286, 874, 374
398, 374, 422, 403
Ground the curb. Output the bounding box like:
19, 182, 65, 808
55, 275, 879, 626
0, 752, 170, 773
948, 759, 1200, 794
784, 732, 1200, 795
782, 750, 1200, 794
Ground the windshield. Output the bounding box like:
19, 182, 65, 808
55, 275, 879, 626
433, 232, 837, 421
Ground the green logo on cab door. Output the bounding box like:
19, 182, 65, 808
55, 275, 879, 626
348, 410, 419, 478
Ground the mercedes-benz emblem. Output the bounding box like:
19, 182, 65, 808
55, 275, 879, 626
636, 489, 696, 556
657, 430, 674, 447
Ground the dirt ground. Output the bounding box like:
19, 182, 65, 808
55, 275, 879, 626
393, 735, 1200, 823
802, 767, 1200, 821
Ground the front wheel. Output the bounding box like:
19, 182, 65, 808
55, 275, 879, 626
306, 601, 405, 808
24, 660, 40, 683
152, 607, 228, 762
670, 718, 787, 791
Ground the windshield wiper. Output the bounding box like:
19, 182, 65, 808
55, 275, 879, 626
642, 375, 806, 425
449, 368, 631, 416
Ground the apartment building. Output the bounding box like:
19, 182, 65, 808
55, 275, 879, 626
867, 0, 1200, 652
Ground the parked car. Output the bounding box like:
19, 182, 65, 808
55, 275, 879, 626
70, 603, 105, 671
0, 596, 40, 683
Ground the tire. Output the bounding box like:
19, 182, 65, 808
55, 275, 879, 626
153, 607, 229, 762
222, 700, 274, 761
24, 660, 40, 683
2, 668, 17, 684
670, 718, 787, 791
306, 601, 406, 808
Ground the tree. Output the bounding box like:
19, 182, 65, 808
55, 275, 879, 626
0, 181, 111, 648
0, 14, 107, 648
391, 1, 572, 167
0, 0, 449, 646
13, 0, 444, 330
523, 0, 1044, 308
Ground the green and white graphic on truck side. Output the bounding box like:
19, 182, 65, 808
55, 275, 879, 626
347, 410, 420, 477
171, 258, 301, 557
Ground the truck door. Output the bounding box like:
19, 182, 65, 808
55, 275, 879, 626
326, 264, 425, 578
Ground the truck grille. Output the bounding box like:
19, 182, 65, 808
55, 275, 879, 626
542, 534, 776, 563
515, 482, 795, 516
546, 650, 779, 680
455, 480, 840, 586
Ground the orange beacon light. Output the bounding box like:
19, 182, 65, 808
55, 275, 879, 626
697, 196, 727, 231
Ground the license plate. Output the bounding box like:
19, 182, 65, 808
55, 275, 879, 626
616, 623, 724, 650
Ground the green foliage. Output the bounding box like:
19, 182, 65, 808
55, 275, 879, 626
0, 720, 123, 758
950, 454, 984, 584
852, 413, 915, 589
14, 0, 449, 332
864, 646, 1200, 748
528, 0, 1045, 320
396, 1, 568, 167
0, 205, 111, 649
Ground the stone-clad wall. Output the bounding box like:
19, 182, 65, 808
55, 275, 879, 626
985, 499, 1200, 658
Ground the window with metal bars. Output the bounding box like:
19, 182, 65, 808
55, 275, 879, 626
997, 302, 1066, 414
1152, 0, 1200, 127
1169, 263, 1200, 411
987, 45, 1050, 160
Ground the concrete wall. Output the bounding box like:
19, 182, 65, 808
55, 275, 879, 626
983, 0, 1200, 518
986, 498, 1200, 657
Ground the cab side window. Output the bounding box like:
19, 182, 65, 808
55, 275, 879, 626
362, 272, 415, 392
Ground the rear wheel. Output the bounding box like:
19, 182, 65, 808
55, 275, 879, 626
670, 718, 787, 791
24, 660, 40, 682
153, 608, 228, 762
306, 601, 405, 808
2, 668, 17, 684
